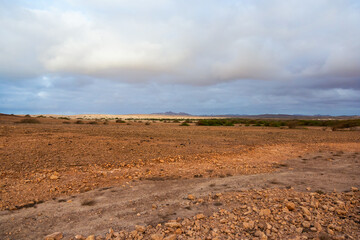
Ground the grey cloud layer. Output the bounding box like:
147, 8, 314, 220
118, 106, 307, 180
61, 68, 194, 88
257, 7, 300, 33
1, 0, 360, 86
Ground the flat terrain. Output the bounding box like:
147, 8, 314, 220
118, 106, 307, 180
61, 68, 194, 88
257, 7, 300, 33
0, 114, 359, 239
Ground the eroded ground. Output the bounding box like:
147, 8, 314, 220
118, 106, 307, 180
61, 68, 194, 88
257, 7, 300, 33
0, 114, 359, 239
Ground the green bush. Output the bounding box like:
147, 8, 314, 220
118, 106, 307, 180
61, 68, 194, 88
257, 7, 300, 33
180, 122, 190, 126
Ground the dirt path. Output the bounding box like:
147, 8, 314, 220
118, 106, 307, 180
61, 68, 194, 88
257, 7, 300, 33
1, 150, 359, 239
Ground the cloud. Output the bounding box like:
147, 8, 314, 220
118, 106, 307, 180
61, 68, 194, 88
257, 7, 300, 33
0, 0, 359, 87
0, 1, 359, 115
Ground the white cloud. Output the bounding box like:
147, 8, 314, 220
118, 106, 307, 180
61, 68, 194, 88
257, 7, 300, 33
0, 0, 359, 86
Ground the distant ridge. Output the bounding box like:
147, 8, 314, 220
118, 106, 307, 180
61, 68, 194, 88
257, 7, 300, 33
199, 114, 360, 120
151, 111, 192, 116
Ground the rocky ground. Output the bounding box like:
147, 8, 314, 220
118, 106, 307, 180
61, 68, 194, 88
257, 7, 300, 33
95, 189, 360, 240
0, 114, 359, 239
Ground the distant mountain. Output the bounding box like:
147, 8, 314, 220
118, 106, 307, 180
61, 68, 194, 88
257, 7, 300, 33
200, 114, 360, 120
152, 111, 192, 116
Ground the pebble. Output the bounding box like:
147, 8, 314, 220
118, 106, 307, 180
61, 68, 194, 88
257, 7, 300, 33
259, 209, 271, 216
165, 221, 182, 228
302, 221, 311, 228
85, 235, 95, 240
286, 202, 296, 211
135, 225, 146, 233
187, 194, 195, 200
151, 234, 164, 240
44, 232, 63, 240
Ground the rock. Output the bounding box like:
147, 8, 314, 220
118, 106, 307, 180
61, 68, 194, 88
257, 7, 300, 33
243, 220, 255, 230
187, 194, 195, 200
165, 222, 182, 228
314, 222, 322, 232
49, 174, 59, 180
296, 227, 303, 233
302, 221, 311, 228
75, 235, 85, 240
85, 235, 95, 240
164, 234, 177, 240
175, 228, 182, 234
196, 214, 205, 219
336, 209, 347, 215
151, 234, 164, 240
219, 218, 228, 224
301, 207, 311, 216
255, 230, 267, 240
351, 186, 359, 192
135, 225, 146, 233
44, 232, 63, 240
286, 202, 296, 211
259, 209, 271, 216
152, 204, 158, 209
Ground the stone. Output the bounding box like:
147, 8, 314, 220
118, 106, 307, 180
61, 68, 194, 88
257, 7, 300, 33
255, 230, 267, 240
164, 234, 177, 240
151, 234, 164, 240
314, 222, 322, 232
302, 221, 311, 228
75, 235, 85, 240
187, 194, 195, 200
301, 207, 311, 216
286, 202, 296, 211
135, 225, 147, 233
196, 214, 205, 219
44, 232, 63, 240
351, 186, 359, 192
219, 218, 228, 224
243, 220, 255, 230
165, 222, 182, 228
259, 209, 271, 216
49, 174, 59, 180
85, 235, 95, 240
336, 209, 347, 215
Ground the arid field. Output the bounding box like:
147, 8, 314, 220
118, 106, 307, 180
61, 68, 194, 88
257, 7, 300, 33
0, 114, 359, 240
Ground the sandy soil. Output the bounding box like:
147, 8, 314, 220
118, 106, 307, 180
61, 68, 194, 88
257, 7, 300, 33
0, 114, 359, 239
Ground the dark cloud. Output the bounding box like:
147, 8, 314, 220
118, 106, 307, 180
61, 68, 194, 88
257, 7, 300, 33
0, 1, 359, 114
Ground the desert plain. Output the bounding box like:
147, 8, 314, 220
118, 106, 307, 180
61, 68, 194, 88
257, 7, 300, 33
0, 114, 359, 240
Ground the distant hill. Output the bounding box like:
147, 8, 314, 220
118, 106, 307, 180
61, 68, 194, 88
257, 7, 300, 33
200, 114, 360, 120
151, 111, 192, 116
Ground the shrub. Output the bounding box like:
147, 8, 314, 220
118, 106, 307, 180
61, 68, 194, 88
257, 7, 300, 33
180, 122, 190, 126
62, 121, 71, 124
88, 121, 98, 124
145, 122, 151, 125
75, 120, 84, 124
287, 121, 298, 129
116, 119, 126, 123
18, 118, 40, 124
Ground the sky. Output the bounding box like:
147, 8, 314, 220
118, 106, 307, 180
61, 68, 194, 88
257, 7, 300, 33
0, 0, 359, 115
